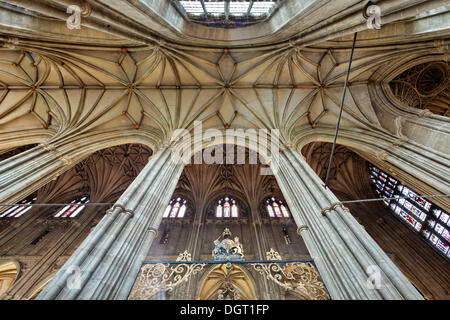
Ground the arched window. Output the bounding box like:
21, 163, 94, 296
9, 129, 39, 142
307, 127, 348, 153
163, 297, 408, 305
163, 197, 187, 219
369, 164, 450, 260
216, 197, 238, 218
54, 196, 89, 218
0, 194, 36, 218
265, 197, 290, 218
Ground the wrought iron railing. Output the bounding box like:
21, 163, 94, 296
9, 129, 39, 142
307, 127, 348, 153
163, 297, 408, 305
128, 259, 330, 300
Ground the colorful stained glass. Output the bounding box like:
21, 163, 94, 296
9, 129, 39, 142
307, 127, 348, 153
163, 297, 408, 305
164, 198, 188, 219
170, 202, 180, 217
231, 204, 238, 217
422, 229, 431, 239
216, 204, 223, 217
216, 197, 238, 218
369, 163, 450, 260
435, 224, 445, 234
163, 205, 171, 218
267, 205, 275, 217
1, 195, 36, 218
54, 196, 89, 218
427, 219, 436, 228
178, 205, 186, 218
436, 239, 449, 254
223, 202, 231, 217
430, 234, 439, 245
441, 229, 450, 242
440, 212, 449, 224
433, 209, 441, 219
266, 197, 290, 218
281, 205, 289, 218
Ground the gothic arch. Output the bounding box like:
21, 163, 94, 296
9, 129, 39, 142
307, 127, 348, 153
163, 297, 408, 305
27, 275, 53, 300
0, 259, 20, 298
291, 126, 450, 211
196, 264, 258, 300
163, 192, 195, 220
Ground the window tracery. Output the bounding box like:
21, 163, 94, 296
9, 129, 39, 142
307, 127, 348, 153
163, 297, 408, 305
54, 196, 90, 218
216, 197, 239, 218
163, 197, 188, 218
390, 61, 449, 116
369, 164, 450, 260
0, 194, 37, 218
265, 197, 290, 218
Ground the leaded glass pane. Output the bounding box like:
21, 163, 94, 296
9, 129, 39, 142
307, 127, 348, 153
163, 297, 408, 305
369, 163, 450, 260
178, 205, 187, 218
267, 205, 275, 217
223, 202, 231, 217
231, 204, 238, 217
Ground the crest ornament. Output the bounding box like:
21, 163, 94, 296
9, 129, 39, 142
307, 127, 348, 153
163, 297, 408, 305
212, 228, 244, 261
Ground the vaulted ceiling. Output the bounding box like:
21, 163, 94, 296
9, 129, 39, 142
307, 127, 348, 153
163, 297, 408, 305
0, 0, 448, 151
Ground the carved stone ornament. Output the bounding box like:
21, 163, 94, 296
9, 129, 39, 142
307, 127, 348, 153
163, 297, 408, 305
176, 250, 192, 262
266, 248, 282, 261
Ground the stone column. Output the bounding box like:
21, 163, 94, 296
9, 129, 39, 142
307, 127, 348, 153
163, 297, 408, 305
0, 142, 74, 208
272, 147, 423, 300
36, 147, 184, 300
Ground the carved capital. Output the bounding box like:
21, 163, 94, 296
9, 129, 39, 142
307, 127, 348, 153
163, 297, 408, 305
418, 109, 433, 117
39, 142, 56, 152
393, 136, 408, 147
59, 156, 72, 166
280, 141, 294, 152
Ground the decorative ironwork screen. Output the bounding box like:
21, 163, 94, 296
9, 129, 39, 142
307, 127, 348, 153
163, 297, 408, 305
128, 259, 330, 300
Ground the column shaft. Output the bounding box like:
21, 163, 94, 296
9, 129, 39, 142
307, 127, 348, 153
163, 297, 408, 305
36, 147, 184, 300
273, 147, 423, 300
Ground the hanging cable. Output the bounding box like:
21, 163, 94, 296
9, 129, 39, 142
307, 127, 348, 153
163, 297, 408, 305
0, 202, 115, 207
324, 32, 358, 189
0, 195, 448, 208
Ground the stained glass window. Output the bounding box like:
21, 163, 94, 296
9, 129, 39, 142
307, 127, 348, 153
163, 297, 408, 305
54, 196, 89, 218
369, 164, 450, 260
0, 194, 36, 218
163, 197, 187, 219
265, 197, 290, 218
216, 197, 238, 218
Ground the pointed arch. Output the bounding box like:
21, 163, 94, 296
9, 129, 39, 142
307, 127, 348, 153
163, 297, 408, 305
0, 260, 20, 297
197, 264, 257, 300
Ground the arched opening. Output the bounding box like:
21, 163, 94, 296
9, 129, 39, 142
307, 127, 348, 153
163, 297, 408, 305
0, 260, 19, 297
0, 143, 153, 299
302, 141, 450, 300
197, 264, 257, 300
